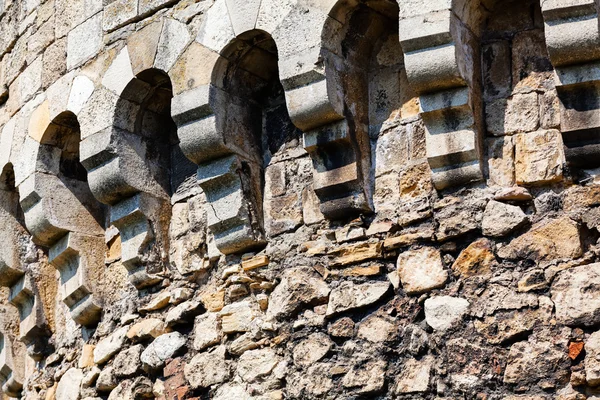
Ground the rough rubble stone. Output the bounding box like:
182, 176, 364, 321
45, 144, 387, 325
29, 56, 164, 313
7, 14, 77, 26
293, 332, 333, 367
193, 312, 222, 351
326, 281, 390, 316
396, 357, 433, 394
498, 217, 582, 263
237, 347, 280, 382
94, 326, 129, 365
424, 296, 470, 331
452, 238, 496, 278
481, 200, 528, 237
113, 344, 143, 377
586, 331, 600, 386
342, 360, 387, 394
552, 263, 600, 326
127, 319, 169, 341
185, 345, 230, 389
357, 314, 396, 342
397, 247, 448, 294
57, 368, 83, 400
503, 339, 569, 386
141, 332, 186, 370
266, 266, 330, 320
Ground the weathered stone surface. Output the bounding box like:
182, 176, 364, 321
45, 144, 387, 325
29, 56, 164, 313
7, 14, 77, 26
113, 344, 143, 377
141, 332, 186, 370
552, 263, 600, 326
452, 238, 496, 278
481, 200, 528, 237
293, 333, 333, 367
185, 346, 230, 389
193, 312, 222, 351
266, 267, 330, 320
498, 217, 582, 263
397, 247, 448, 294
96, 367, 117, 392
342, 360, 387, 394
434, 192, 488, 241
503, 339, 569, 386
57, 368, 83, 400
357, 314, 396, 343
106, 377, 153, 400
586, 331, 600, 386
515, 130, 564, 186
94, 326, 129, 365
424, 296, 470, 331
127, 319, 169, 341
326, 281, 390, 316
237, 347, 280, 382
396, 357, 432, 394
219, 301, 262, 334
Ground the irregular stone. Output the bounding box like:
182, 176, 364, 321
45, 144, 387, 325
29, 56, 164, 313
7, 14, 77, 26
474, 298, 553, 344
293, 333, 333, 367
237, 347, 280, 383
127, 319, 169, 341
96, 367, 117, 392
213, 384, 252, 400
106, 377, 153, 400
140, 332, 186, 370
165, 300, 203, 326
357, 315, 395, 342
396, 357, 432, 394
79, 344, 95, 368
200, 290, 226, 312
397, 247, 448, 294
185, 346, 230, 389
220, 300, 262, 334
434, 192, 488, 240
56, 368, 83, 400
342, 360, 387, 394
586, 331, 600, 386
470, 284, 539, 318
326, 281, 390, 316
139, 292, 171, 312
424, 296, 470, 332
266, 267, 330, 320
552, 263, 600, 326
498, 217, 582, 263
328, 317, 355, 338
452, 238, 496, 278
193, 313, 222, 351
94, 326, 129, 365
503, 340, 569, 386
481, 200, 528, 237
494, 187, 533, 202
113, 344, 143, 377
330, 242, 383, 266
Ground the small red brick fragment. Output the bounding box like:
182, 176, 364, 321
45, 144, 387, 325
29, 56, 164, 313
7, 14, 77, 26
569, 341, 584, 360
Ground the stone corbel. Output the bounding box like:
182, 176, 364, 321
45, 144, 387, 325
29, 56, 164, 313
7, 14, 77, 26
48, 233, 104, 327
398, 7, 484, 190
172, 85, 266, 255
109, 194, 167, 289
285, 78, 372, 218
8, 275, 50, 360
541, 0, 600, 167
80, 102, 171, 289
0, 332, 24, 398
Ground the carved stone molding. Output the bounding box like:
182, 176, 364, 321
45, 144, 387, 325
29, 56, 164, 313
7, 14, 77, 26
541, 0, 600, 167
0, 332, 24, 398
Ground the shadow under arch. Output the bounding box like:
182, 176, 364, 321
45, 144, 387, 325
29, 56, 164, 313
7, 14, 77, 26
298, 0, 407, 219
102, 68, 197, 289
197, 29, 300, 253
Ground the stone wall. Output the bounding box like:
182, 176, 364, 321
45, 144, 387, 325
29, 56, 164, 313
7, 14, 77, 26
0, 0, 599, 399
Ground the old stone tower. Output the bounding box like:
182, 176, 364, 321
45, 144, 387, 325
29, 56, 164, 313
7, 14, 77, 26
0, 0, 599, 398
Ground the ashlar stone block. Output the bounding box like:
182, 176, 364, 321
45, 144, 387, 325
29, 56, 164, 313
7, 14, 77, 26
66, 12, 102, 69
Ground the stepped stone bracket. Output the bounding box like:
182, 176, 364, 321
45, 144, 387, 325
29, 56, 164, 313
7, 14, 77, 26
49, 233, 104, 327
398, 3, 484, 190
0, 333, 24, 398
541, 0, 600, 168
110, 194, 166, 289
172, 86, 266, 255
8, 275, 48, 359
